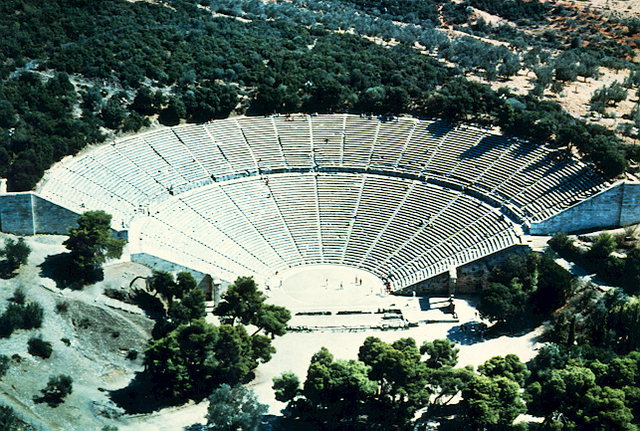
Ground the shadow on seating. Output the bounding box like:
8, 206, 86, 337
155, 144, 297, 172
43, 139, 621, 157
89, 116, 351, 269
459, 135, 510, 160
426, 120, 451, 138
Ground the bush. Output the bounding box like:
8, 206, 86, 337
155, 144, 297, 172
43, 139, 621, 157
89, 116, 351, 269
0, 405, 20, 430
2, 301, 44, 332
0, 300, 44, 338
28, 337, 53, 359
35, 375, 73, 407
60, 337, 71, 346
0, 237, 31, 274
0, 355, 9, 378
19, 302, 44, 330
126, 349, 138, 360
55, 301, 69, 314
9, 288, 25, 305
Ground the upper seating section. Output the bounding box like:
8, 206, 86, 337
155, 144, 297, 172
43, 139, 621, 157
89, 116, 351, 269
38, 114, 608, 230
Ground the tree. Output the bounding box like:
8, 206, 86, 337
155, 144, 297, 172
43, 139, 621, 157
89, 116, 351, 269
623, 247, 640, 294
0, 237, 31, 274
170, 287, 207, 326
159, 97, 185, 126
28, 337, 53, 359
588, 232, 617, 262
101, 97, 127, 129
211, 324, 274, 385
272, 372, 300, 403
530, 252, 574, 314
427, 366, 475, 411
528, 364, 596, 421
35, 375, 73, 407
477, 282, 527, 324
214, 277, 290, 337
0, 100, 17, 128
358, 337, 431, 426
0, 405, 20, 431
554, 53, 578, 82
299, 347, 377, 426
148, 270, 180, 303
215, 277, 265, 325
462, 375, 525, 430
130, 86, 157, 115
0, 355, 9, 379
0, 300, 44, 337
145, 319, 273, 401
63, 211, 126, 286
478, 354, 529, 387
81, 86, 103, 113
144, 319, 220, 400
527, 362, 636, 430
203, 384, 267, 431
421, 339, 459, 369
532, 65, 553, 96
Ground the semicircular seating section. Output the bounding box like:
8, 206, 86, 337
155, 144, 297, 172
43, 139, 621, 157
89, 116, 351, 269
38, 114, 609, 289
126, 173, 520, 289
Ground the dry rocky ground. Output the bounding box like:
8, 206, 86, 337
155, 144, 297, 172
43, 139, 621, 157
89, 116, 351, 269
0, 233, 154, 430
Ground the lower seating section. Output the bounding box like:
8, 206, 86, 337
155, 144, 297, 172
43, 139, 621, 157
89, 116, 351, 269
131, 173, 520, 289
36, 114, 610, 287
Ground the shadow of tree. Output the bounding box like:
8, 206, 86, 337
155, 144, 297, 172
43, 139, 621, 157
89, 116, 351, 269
447, 321, 488, 346
416, 403, 468, 430
448, 318, 543, 346
110, 369, 217, 414
39, 253, 74, 289
109, 372, 175, 414
39, 252, 103, 289
131, 289, 165, 320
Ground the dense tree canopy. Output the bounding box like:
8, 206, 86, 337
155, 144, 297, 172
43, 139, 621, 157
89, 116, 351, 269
0, 0, 634, 193
477, 252, 574, 327
143, 276, 287, 403
202, 384, 267, 431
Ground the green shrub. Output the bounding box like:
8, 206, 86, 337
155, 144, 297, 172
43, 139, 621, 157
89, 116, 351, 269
0, 237, 31, 274
19, 302, 44, 330
35, 375, 73, 407
9, 288, 25, 305
55, 301, 69, 314
0, 355, 9, 378
2, 301, 44, 333
0, 405, 20, 430
28, 337, 53, 359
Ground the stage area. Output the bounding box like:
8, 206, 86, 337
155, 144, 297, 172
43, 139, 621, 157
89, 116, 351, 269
262, 265, 453, 331
265, 264, 389, 310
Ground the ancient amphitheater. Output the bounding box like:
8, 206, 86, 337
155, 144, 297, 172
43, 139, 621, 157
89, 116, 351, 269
0, 114, 640, 289
3, 113, 629, 291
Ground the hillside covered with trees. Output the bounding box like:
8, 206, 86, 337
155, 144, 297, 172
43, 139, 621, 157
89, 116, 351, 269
0, 0, 639, 190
